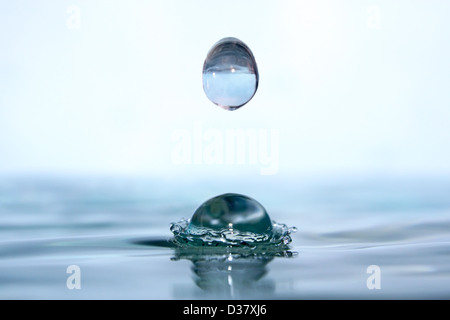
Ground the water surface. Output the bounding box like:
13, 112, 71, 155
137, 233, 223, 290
1, 176, 449, 299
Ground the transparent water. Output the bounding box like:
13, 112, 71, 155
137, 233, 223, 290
188, 193, 273, 234
202, 37, 259, 110
171, 193, 294, 248
1, 175, 450, 299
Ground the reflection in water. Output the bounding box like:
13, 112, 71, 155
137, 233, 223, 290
172, 247, 296, 299
132, 237, 296, 298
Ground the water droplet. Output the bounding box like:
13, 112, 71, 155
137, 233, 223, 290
202, 37, 259, 110
189, 193, 272, 235
170, 193, 295, 248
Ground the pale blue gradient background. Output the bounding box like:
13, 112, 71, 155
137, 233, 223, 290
0, 0, 449, 177
1, 1, 450, 300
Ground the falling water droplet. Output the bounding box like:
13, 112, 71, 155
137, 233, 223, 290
202, 37, 259, 110
170, 193, 295, 248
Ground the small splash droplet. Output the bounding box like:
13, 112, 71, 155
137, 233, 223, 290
170, 193, 295, 248
202, 37, 259, 110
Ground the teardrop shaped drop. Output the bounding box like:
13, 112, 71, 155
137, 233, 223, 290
202, 37, 259, 110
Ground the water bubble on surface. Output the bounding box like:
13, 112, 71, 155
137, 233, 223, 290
202, 37, 259, 110
170, 193, 295, 248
